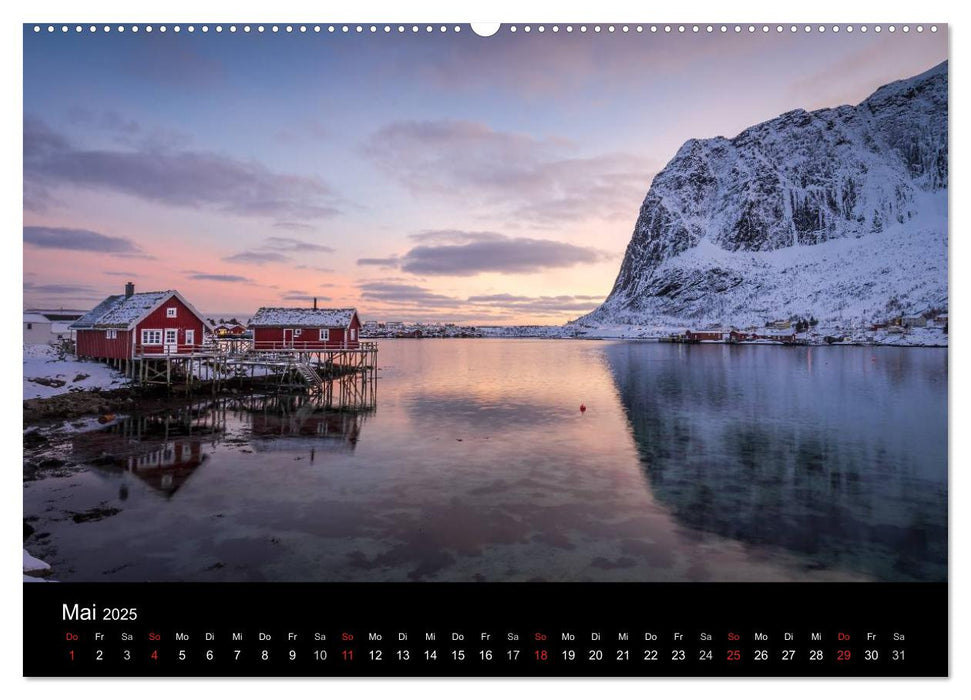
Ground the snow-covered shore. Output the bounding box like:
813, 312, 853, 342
371, 322, 946, 346
23, 549, 52, 582
23, 344, 128, 400
567, 323, 948, 347
473, 322, 948, 347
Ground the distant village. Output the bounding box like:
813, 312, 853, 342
205, 319, 495, 340
657, 311, 948, 345
23, 282, 948, 352
204, 319, 557, 340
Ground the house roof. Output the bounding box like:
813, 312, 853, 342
23, 313, 51, 324
248, 307, 358, 328
24, 309, 87, 321
70, 291, 214, 331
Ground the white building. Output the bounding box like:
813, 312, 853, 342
23, 313, 52, 344
23, 309, 86, 345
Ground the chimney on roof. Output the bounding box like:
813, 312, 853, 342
125, 282, 134, 298
313, 297, 317, 310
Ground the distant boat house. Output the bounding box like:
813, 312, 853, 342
70, 283, 212, 360
249, 304, 362, 351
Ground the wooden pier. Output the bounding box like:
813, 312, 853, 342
123, 340, 378, 403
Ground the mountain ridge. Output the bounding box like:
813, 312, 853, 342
581, 61, 947, 330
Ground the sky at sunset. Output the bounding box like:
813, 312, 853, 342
23, 24, 947, 324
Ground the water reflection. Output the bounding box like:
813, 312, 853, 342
69, 394, 370, 496
71, 408, 221, 498
604, 343, 947, 581
229, 394, 367, 453
24, 340, 946, 582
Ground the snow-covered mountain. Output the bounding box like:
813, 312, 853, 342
581, 61, 947, 330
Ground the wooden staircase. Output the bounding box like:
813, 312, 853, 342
293, 361, 324, 393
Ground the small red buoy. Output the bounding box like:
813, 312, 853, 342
579, 403, 586, 413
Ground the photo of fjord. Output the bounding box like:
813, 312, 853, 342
23, 26, 946, 583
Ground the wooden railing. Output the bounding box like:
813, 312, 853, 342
134, 343, 217, 356
133, 340, 377, 357
249, 340, 368, 352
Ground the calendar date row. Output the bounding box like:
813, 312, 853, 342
64, 644, 908, 665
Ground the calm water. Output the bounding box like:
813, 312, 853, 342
24, 340, 947, 582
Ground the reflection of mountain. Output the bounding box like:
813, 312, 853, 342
229, 394, 368, 453
604, 342, 947, 581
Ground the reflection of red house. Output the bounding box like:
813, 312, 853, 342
123, 441, 206, 496
248, 305, 362, 351
248, 408, 363, 452
73, 424, 208, 498
71, 283, 212, 360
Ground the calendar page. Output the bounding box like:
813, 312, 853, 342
21, 19, 948, 678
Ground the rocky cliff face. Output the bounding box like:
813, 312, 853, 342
583, 61, 947, 328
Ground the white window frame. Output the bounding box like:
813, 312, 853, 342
166, 307, 178, 318
106, 329, 118, 340
319, 328, 330, 341
350, 328, 357, 341
185, 329, 195, 346
141, 329, 163, 345
164, 329, 178, 346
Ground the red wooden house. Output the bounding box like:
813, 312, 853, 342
71, 283, 212, 360
685, 330, 728, 342
729, 330, 758, 343
215, 323, 247, 337
248, 305, 362, 351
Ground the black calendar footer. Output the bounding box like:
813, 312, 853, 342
23, 582, 947, 677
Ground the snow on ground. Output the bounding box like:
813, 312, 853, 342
24, 549, 53, 582
23, 344, 298, 399
868, 326, 948, 347
584, 218, 946, 331
572, 322, 947, 346
23, 549, 50, 574
573, 196, 947, 347
23, 344, 129, 399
